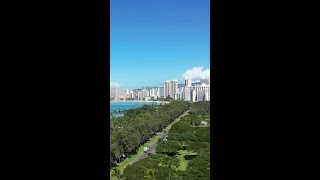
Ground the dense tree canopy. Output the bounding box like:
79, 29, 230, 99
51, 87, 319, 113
168, 122, 210, 143
114, 101, 211, 179
122, 156, 180, 180
156, 140, 182, 156
180, 115, 202, 126
110, 101, 190, 167
189, 101, 210, 116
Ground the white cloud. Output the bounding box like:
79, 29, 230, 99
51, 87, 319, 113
110, 81, 120, 87
181, 66, 210, 81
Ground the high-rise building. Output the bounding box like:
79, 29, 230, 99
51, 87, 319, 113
154, 87, 159, 97
118, 89, 128, 99
158, 86, 164, 98
191, 84, 210, 102
191, 90, 197, 102
205, 92, 209, 101
133, 89, 140, 100
197, 90, 205, 101
129, 91, 134, 99
149, 88, 155, 97
137, 90, 148, 100
164, 80, 178, 98
184, 87, 191, 101
174, 92, 183, 100
164, 81, 170, 98
185, 79, 192, 87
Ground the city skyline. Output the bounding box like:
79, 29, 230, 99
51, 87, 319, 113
110, 66, 210, 89
110, 0, 210, 89
111, 76, 210, 89
110, 77, 210, 102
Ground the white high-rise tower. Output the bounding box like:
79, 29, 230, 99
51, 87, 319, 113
164, 80, 178, 98
185, 79, 192, 87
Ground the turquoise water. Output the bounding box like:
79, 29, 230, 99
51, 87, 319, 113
110, 101, 161, 113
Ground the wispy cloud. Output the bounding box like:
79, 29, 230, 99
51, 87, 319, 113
110, 81, 120, 87
181, 66, 210, 81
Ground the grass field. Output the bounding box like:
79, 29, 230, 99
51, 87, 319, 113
176, 150, 197, 171
110, 109, 190, 179
110, 136, 159, 179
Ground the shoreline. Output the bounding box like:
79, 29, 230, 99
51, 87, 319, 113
110, 100, 169, 104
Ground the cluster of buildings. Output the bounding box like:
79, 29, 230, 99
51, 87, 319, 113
110, 78, 210, 102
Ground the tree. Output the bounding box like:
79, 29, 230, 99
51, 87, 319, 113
187, 142, 210, 154
147, 154, 180, 180
169, 132, 199, 142
144, 168, 157, 180
110, 101, 190, 168
156, 141, 182, 156
167, 157, 180, 180
111, 168, 125, 180
165, 96, 174, 102
122, 158, 161, 179
185, 155, 210, 179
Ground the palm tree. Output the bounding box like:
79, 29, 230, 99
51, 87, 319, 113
110, 168, 125, 180
144, 168, 157, 180
166, 156, 180, 180
168, 160, 172, 180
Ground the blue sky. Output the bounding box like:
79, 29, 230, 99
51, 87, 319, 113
111, 0, 210, 89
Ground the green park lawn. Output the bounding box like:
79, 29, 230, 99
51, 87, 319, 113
111, 110, 190, 179
176, 150, 197, 171
110, 136, 159, 179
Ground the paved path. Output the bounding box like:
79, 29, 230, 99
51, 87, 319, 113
135, 142, 157, 162
133, 109, 190, 163
162, 110, 190, 133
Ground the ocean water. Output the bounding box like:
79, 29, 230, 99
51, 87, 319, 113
110, 101, 161, 113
